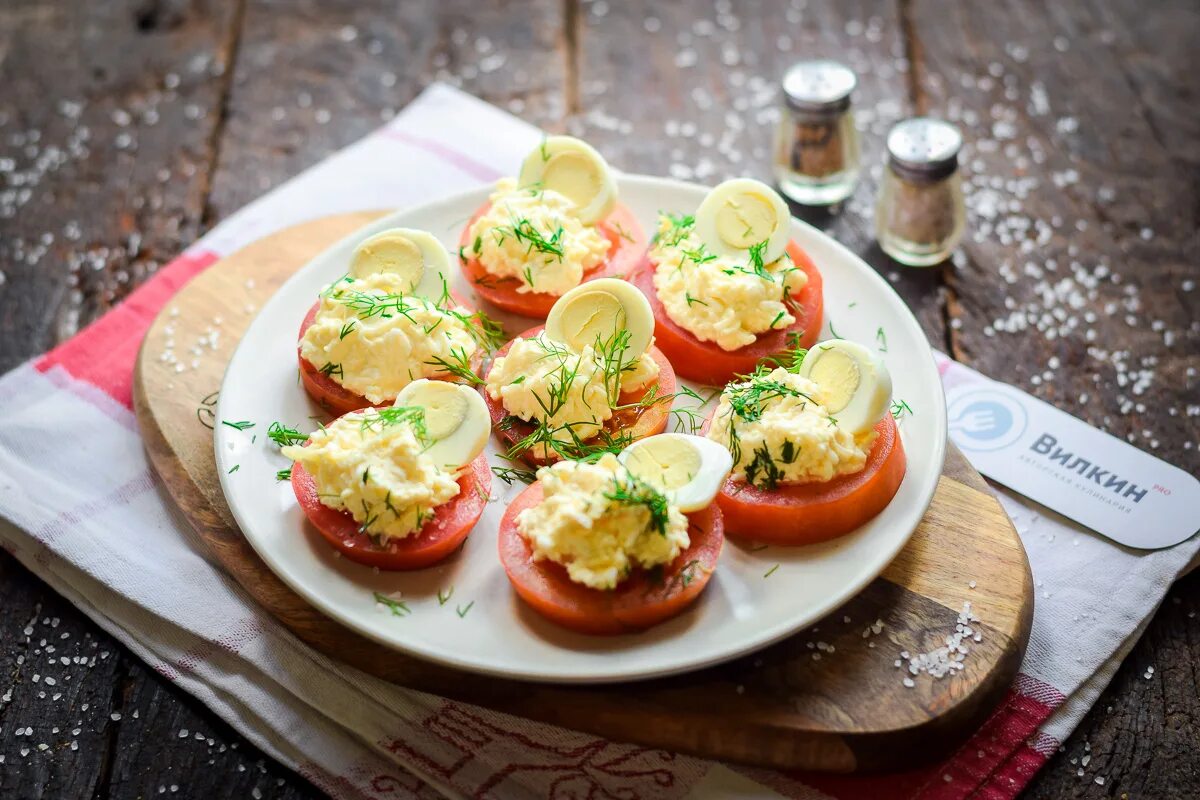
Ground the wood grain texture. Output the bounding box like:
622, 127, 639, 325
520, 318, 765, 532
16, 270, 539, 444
132, 211, 1032, 773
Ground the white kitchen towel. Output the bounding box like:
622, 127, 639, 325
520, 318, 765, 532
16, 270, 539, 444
0, 84, 1194, 800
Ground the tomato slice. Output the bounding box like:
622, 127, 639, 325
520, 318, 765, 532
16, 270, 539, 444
291, 450, 491, 570
712, 414, 906, 545
481, 324, 676, 466
498, 481, 724, 635
631, 240, 824, 386
297, 290, 485, 416
459, 201, 647, 319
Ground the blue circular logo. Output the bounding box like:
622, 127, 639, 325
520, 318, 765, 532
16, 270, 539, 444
946, 388, 1028, 452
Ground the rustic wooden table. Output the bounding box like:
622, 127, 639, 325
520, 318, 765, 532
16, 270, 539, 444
1, 1, 1196, 797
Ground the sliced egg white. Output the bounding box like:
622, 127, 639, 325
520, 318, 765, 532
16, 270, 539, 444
543, 277, 654, 361
518, 136, 617, 225
619, 434, 733, 513
694, 178, 791, 265
798, 339, 892, 435
394, 379, 489, 470
349, 228, 451, 300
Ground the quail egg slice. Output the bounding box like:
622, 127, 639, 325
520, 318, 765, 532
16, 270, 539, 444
694, 178, 792, 265
518, 136, 617, 225
394, 379, 490, 470
544, 278, 654, 361
798, 339, 893, 435
619, 434, 734, 513
349, 228, 452, 300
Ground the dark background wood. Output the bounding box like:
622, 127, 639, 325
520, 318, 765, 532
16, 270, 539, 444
0, 0, 1195, 797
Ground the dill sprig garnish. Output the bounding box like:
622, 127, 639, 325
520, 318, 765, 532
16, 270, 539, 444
891, 399, 913, 420
744, 442, 785, 490
491, 464, 538, 485
222, 420, 254, 431
493, 215, 566, 261
508, 419, 635, 463
373, 593, 411, 617
425, 345, 483, 386
275, 467, 293, 482
318, 362, 343, 379
654, 212, 695, 247
267, 422, 308, 447
360, 405, 428, 441
437, 587, 454, 606
605, 469, 672, 537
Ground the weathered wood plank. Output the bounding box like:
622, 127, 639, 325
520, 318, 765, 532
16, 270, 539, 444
571, 0, 949, 348
908, 0, 1200, 795
207, 0, 568, 217
0, 0, 241, 368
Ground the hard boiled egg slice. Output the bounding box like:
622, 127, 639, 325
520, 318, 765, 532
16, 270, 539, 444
619, 434, 733, 513
394, 379, 489, 470
694, 178, 792, 265
349, 228, 451, 300
798, 339, 893, 435
518, 136, 617, 225
544, 278, 654, 361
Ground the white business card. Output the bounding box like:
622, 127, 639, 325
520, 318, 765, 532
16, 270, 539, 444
939, 357, 1199, 550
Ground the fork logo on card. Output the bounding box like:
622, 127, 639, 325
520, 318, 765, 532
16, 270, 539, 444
948, 390, 1027, 452
945, 380, 1200, 550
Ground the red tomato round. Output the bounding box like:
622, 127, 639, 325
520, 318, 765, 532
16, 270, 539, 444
459, 201, 647, 319
481, 324, 677, 466
297, 290, 485, 416
291, 451, 491, 570
498, 481, 724, 635
631, 240, 824, 386
710, 414, 906, 545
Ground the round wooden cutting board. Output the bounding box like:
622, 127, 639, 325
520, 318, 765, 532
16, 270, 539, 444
133, 212, 1033, 773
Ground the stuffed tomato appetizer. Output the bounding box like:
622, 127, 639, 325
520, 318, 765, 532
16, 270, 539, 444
631, 178, 824, 386
281, 380, 492, 570
299, 227, 500, 415
482, 278, 676, 466
499, 434, 732, 635
704, 340, 906, 545
459, 136, 646, 319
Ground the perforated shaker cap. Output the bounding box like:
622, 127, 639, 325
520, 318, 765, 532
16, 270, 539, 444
781, 60, 857, 114
886, 117, 962, 182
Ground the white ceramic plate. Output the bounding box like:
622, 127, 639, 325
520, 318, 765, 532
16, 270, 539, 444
214, 175, 947, 683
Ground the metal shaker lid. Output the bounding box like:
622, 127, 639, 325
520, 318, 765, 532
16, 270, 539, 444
781, 60, 857, 114
886, 117, 962, 181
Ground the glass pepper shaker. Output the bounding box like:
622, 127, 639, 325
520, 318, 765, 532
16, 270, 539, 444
875, 117, 966, 267
773, 60, 861, 206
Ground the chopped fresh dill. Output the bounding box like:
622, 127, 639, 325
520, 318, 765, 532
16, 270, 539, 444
456, 601, 475, 618
492, 465, 537, 485
763, 563, 780, 579
361, 405, 428, 441
876, 326, 888, 353
605, 470, 671, 537
769, 310, 786, 329
425, 345, 483, 386
493, 216, 565, 261
891, 398, 913, 420
338, 321, 356, 340
612, 221, 636, 243
267, 422, 308, 447
227, 464, 240, 474
684, 292, 708, 307
749, 543, 770, 552
744, 442, 785, 490
275, 467, 293, 482
473, 234, 482, 254
373, 593, 411, 617
827, 320, 844, 340
655, 212, 695, 247
437, 587, 454, 606
318, 362, 344, 379
748, 240, 769, 276
222, 420, 254, 431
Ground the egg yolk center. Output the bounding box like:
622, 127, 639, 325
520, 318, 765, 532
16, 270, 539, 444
715, 192, 778, 249
408, 382, 467, 439
352, 233, 425, 290
625, 440, 702, 491
556, 291, 627, 351
542, 152, 603, 212
808, 349, 861, 414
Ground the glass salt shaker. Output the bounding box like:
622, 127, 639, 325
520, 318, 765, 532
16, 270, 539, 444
773, 60, 861, 206
875, 117, 966, 267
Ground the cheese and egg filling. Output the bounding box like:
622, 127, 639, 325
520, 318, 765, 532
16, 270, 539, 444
468, 179, 611, 296
707, 368, 875, 488
485, 332, 659, 457
299, 272, 480, 404
650, 214, 808, 351
281, 408, 461, 542
516, 454, 690, 590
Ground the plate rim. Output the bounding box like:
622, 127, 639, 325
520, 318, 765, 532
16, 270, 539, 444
214, 173, 947, 684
